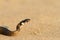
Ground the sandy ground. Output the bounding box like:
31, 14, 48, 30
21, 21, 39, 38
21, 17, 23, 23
0, 0, 60, 40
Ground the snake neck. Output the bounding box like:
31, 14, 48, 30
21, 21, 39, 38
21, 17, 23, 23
16, 24, 21, 31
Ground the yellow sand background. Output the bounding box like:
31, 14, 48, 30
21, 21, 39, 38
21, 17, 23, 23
0, 0, 60, 40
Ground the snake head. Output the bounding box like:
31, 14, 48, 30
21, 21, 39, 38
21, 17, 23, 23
20, 18, 30, 25
23, 19, 30, 22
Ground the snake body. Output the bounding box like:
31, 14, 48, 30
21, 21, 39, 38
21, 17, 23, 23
0, 19, 30, 36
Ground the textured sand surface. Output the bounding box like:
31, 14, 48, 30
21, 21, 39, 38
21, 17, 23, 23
0, 0, 60, 40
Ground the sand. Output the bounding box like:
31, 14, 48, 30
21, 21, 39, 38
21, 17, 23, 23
0, 0, 60, 40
